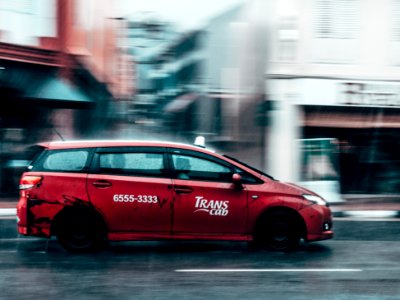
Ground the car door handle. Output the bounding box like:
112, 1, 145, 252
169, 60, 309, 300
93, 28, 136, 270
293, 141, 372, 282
174, 186, 193, 194
92, 180, 112, 188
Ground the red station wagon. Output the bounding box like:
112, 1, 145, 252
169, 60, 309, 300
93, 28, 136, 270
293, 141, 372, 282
16, 140, 333, 252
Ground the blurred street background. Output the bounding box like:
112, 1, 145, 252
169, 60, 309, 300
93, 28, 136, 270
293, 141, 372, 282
0, 0, 400, 207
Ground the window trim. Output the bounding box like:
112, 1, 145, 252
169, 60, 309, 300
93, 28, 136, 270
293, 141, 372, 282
167, 148, 262, 184
90, 147, 172, 179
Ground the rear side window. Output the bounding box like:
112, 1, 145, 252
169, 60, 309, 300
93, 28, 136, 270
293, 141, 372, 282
32, 150, 89, 172
98, 152, 166, 177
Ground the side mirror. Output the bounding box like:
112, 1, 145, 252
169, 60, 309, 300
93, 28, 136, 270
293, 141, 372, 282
232, 173, 243, 189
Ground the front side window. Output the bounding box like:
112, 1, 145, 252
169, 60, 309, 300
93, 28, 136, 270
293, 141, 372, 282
98, 152, 165, 177
234, 167, 262, 184
40, 150, 88, 172
172, 154, 231, 182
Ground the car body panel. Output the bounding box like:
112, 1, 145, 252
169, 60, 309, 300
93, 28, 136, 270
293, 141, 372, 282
87, 174, 174, 233
17, 140, 334, 246
18, 172, 89, 237
172, 178, 248, 235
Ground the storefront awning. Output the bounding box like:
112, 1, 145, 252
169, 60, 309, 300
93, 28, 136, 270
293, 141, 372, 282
0, 60, 94, 109
23, 77, 93, 108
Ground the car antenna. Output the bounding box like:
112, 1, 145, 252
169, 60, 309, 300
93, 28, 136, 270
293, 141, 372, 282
53, 128, 65, 141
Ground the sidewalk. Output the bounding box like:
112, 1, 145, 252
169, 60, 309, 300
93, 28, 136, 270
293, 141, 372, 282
331, 194, 400, 218
0, 197, 17, 217
2, 195, 400, 218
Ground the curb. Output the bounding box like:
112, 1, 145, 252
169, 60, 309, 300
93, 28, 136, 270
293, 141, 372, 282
332, 210, 400, 219
0, 208, 16, 217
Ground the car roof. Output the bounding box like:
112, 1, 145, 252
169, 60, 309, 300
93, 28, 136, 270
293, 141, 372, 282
36, 140, 266, 180
38, 140, 215, 154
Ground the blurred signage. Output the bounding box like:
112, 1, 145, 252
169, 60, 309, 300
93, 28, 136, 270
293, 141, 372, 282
339, 82, 400, 106
295, 79, 400, 107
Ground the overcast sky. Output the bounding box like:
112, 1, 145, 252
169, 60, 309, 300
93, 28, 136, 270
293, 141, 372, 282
116, 0, 244, 30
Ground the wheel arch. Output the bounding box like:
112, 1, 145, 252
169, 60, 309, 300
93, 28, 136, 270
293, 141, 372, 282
50, 205, 108, 237
253, 206, 307, 240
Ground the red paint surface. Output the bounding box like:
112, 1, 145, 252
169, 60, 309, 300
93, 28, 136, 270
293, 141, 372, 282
17, 141, 333, 243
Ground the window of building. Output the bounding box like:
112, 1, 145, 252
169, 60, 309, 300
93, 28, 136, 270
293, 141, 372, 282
312, 0, 360, 63
391, 0, 400, 65
393, 0, 400, 42
278, 15, 298, 62
314, 0, 358, 39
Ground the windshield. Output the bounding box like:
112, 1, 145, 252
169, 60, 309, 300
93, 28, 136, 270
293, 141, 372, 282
223, 154, 276, 180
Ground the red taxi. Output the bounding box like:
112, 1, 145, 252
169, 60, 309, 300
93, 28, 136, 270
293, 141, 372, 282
17, 140, 333, 252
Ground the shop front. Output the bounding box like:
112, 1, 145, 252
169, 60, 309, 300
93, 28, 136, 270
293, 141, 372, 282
297, 78, 400, 195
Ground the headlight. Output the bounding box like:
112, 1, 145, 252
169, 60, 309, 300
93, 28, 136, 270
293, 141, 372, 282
303, 194, 327, 206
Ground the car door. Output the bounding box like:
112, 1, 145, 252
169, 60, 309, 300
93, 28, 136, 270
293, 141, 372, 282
87, 147, 174, 233
169, 149, 248, 235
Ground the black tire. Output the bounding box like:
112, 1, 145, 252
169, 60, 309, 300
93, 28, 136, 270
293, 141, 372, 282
255, 211, 301, 252
55, 212, 104, 252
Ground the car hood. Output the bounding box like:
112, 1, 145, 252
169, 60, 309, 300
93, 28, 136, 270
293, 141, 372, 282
260, 177, 320, 197
282, 182, 322, 196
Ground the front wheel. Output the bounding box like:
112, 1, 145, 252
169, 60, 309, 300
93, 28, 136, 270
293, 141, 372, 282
56, 214, 104, 252
254, 211, 301, 252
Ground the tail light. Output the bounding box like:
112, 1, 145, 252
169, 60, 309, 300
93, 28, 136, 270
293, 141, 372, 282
19, 175, 42, 190
17, 175, 42, 229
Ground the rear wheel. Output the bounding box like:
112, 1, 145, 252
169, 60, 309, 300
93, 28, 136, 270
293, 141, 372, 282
254, 211, 301, 252
55, 212, 105, 252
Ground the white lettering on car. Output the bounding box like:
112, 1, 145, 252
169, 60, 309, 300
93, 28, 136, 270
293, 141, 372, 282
113, 194, 158, 203
194, 196, 229, 216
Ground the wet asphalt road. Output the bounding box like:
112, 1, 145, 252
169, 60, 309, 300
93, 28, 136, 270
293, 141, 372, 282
0, 219, 400, 300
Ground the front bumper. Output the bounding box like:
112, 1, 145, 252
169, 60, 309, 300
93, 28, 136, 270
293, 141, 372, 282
301, 204, 334, 242
307, 230, 334, 242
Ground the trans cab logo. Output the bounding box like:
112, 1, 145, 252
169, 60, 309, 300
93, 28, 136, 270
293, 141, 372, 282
194, 196, 229, 216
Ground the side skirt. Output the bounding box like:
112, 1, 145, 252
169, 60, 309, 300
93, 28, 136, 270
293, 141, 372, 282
108, 232, 252, 242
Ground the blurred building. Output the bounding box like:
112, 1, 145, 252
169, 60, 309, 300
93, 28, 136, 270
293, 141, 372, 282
266, 0, 400, 196
111, 16, 136, 124
198, 2, 268, 169
0, 0, 123, 195
122, 12, 178, 134
98, 0, 400, 199
156, 29, 205, 140
129, 3, 267, 168
117, 2, 269, 168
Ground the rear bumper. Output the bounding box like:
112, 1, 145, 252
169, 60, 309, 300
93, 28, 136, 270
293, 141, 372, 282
18, 225, 29, 235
